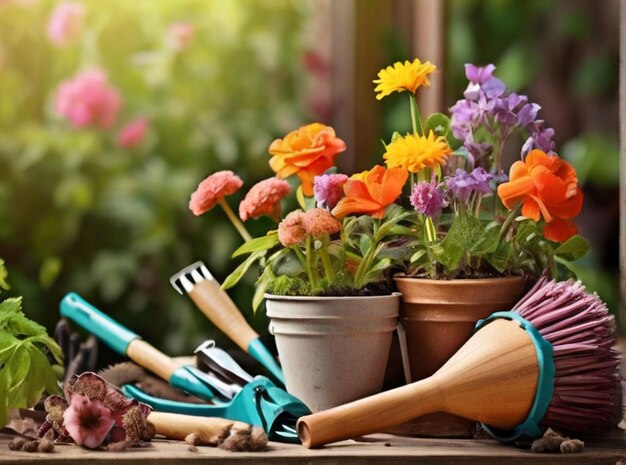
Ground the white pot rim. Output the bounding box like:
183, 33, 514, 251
264, 291, 401, 302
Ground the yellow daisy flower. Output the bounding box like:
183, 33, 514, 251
373, 59, 437, 100
383, 132, 451, 173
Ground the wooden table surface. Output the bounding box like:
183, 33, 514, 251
1, 431, 625, 465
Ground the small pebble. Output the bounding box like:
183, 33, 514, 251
8, 438, 26, 451
22, 440, 39, 453
37, 439, 54, 453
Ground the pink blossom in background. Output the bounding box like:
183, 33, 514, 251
166, 22, 195, 51
55, 69, 122, 129
116, 117, 148, 149
47, 1, 85, 46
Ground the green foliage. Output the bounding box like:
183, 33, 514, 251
0, 0, 310, 353
0, 271, 63, 427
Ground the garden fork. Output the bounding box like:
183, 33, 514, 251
170, 261, 284, 385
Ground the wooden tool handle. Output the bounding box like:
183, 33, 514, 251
297, 376, 444, 448
126, 339, 179, 382
188, 279, 258, 351
149, 412, 244, 444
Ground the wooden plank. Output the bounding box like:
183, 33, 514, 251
331, 0, 391, 173
1, 432, 625, 465
619, 0, 626, 334
413, 0, 446, 116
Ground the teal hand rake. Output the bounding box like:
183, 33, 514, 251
59, 292, 310, 442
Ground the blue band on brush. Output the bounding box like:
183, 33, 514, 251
473, 311, 555, 442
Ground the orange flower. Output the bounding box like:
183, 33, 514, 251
332, 165, 408, 219
268, 123, 346, 196
497, 150, 583, 242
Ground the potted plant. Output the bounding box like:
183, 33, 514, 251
366, 59, 589, 435
189, 124, 408, 412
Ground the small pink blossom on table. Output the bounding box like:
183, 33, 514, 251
62, 394, 115, 449
54, 69, 122, 129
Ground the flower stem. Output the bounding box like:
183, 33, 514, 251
409, 94, 424, 136
424, 216, 437, 243
305, 235, 321, 291
291, 245, 308, 269
497, 205, 521, 243
218, 198, 252, 242
319, 237, 335, 283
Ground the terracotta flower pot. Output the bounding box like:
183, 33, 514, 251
266, 293, 400, 413
390, 275, 525, 436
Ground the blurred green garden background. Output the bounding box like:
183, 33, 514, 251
0, 0, 620, 357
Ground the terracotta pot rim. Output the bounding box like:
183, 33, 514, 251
265, 292, 401, 302
393, 274, 524, 287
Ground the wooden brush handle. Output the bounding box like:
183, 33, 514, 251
297, 376, 444, 448
126, 339, 179, 382
188, 279, 258, 351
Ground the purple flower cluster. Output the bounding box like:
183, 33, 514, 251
410, 178, 448, 218
450, 64, 555, 167
446, 167, 494, 203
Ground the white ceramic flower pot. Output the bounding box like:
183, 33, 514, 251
265, 293, 400, 412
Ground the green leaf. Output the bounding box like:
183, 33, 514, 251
410, 249, 427, 263
0, 298, 23, 331
553, 235, 590, 262
0, 259, 9, 291
232, 232, 279, 258
424, 113, 450, 137
296, 185, 306, 210
252, 267, 273, 313
359, 234, 372, 256
221, 251, 264, 290
0, 298, 63, 427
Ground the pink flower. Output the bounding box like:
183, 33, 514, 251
278, 210, 306, 246
117, 117, 148, 149
63, 394, 115, 449
167, 22, 195, 51
54, 69, 122, 129
301, 208, 341, 238
189, 170, 243, 216
313, 173, 348, 210
47, 2, 85, 46
239, 178, 291, 222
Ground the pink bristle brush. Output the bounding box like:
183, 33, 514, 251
297, 276, 621, 448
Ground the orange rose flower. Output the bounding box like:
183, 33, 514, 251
497, 150, 583, 242
332, 165, 408, 219
268, 123, 346, 196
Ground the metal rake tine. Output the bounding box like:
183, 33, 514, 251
280, 424, 297, 434
169, 261, 204, 294
274, 429, 298, 438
